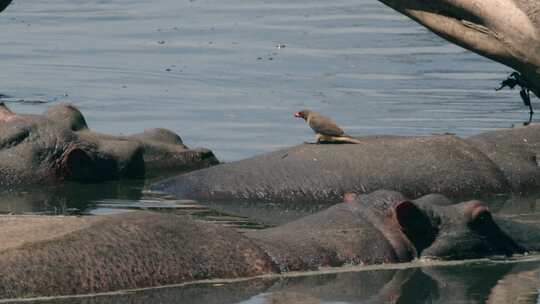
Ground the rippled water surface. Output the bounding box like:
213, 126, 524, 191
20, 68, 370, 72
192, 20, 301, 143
0, 0, 527, 161
12, 257, 540, 304
1, 0, 540, 303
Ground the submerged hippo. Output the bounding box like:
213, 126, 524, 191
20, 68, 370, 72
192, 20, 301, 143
0, 103, 218, 185
1, 190, 538, 299
246, 190, 532, 271
153, 124, 540, 204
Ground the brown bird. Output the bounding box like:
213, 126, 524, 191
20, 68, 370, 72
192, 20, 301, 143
294, 109, 360, 144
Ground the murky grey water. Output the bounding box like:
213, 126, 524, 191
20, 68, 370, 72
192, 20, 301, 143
0, 0, 527, 161
8, 258, 540, 304
1, 0, 539, 303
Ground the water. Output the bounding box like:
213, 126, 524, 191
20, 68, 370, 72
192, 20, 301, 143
0, 0, 527, 161
1, 0, 539, 303
7, 257, 540, 303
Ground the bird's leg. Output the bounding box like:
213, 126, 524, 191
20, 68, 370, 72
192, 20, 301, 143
496, 72, 521, 91
526, 112, 533, 126
302, 134, 320, 144
521, 88, 534, 125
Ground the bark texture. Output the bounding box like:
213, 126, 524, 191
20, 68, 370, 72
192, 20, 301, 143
0, 0, 11, 13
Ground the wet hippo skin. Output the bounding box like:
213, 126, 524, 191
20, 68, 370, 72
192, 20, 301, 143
0, 211, 275, 299
0, 103, 218, 185
153, 125, 540, 204
0, 190, 538, 299
467, 126, 540, 192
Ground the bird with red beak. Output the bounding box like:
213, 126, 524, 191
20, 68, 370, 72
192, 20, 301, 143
294, 109, 360, 144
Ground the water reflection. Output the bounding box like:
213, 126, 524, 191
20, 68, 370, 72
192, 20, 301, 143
3, 180, 540, 227
0, 181, 144, 215
0, 181, 270, 230
197, 191, 540, 227
20, 259, 540, 304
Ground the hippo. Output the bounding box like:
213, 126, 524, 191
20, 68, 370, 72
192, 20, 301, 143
0, 103, 218, 186
152, 125, 540, 204
1, 190, 539, 299
245, 190, 531, 270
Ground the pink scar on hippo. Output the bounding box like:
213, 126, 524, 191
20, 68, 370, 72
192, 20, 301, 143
0, 103, 16, 123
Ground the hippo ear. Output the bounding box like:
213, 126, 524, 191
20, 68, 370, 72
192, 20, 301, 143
395, 201, 436, 253
45, 104, 88, 131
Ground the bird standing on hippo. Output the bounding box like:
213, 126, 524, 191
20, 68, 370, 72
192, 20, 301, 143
154, 121, 540, 204
294, 109, 361, 144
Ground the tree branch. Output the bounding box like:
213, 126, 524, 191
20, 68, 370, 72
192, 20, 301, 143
377, 0, 540, 97
0, 0, 12, 13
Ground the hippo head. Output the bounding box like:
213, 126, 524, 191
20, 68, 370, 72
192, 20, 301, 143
246, 190, 533, 272
0, 103, 217, 186
361, 192, 525, 260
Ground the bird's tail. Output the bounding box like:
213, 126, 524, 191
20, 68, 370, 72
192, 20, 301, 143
333, 135, 362, 144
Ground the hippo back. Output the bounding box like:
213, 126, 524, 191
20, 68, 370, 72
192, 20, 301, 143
466, 124, 540, 192
153, 135, 509, 204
